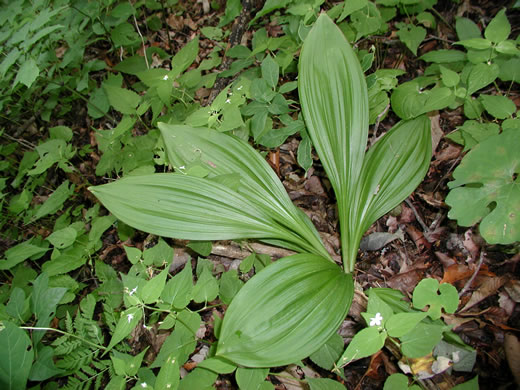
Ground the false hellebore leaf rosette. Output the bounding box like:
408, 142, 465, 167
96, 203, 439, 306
299, 14, 431, 272
216, 254, 353, 367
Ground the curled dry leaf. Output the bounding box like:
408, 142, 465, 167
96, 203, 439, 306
460, 276, 507, 312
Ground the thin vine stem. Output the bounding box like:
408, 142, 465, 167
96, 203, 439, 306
20, 326, 107, 351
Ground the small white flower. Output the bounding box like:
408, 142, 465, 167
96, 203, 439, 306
140, 382, 148, 388
129, 286, 138, 296
163, 75, 169, 80
225, 98, 231, 104
127, 313, 134, 323
369, 312, 383, 327
237, 85, 243, 90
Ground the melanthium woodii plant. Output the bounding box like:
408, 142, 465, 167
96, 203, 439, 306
89, 14, 431, 368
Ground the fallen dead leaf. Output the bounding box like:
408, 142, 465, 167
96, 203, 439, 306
504, 333, 520, 387
365, 351, 386, 380
463, 230, 480, 260
498, 291, 516, 316
441, 263, 473, 284
460, 276, 507, 312
504, 279, 520, 303
386, 269, 423, 294
436, 251, 457, 269
430, 113, 443, 154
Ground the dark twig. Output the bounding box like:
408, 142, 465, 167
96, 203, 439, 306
206, 0, 265, 105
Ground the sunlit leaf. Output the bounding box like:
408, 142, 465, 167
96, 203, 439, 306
216, 254, 353, 367
158, 123, 329, 258
299, 13, 369, 270
89, 173, 298, 243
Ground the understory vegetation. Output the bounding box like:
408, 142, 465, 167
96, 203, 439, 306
0, 0, 519, 389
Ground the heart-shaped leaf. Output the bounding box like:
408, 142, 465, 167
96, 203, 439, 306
216, 254, 353, 367
158, 123, 329, 258
446, 130, 520, 244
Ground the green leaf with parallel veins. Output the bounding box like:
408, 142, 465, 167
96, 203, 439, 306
216, 254, 354, 367
446, 131, 520, 244
0, 321, 33, 390
348, 117, 431, 265
299, 14, 368, 268
198, 357, 237, 374
158, 123, 329, 258
89, 173, 293, 242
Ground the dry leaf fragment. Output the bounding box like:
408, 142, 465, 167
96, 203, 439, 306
504, 333, 520, 387
441, 263, 473, 284
460, 276, 507, 312
504, 279, 520, 302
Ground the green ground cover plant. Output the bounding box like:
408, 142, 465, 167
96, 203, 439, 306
0, 0, 519, 389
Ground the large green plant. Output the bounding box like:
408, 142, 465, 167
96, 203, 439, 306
89, 14, 431, 368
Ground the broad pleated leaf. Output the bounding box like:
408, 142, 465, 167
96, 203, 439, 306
299, 15, 431, 271
299, 14, 368, 270
299, 13, 369, 252
89, 173, 304, 244
345, 116, 432, 265
158, 123, 330, 258
216, 254, 354, 367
